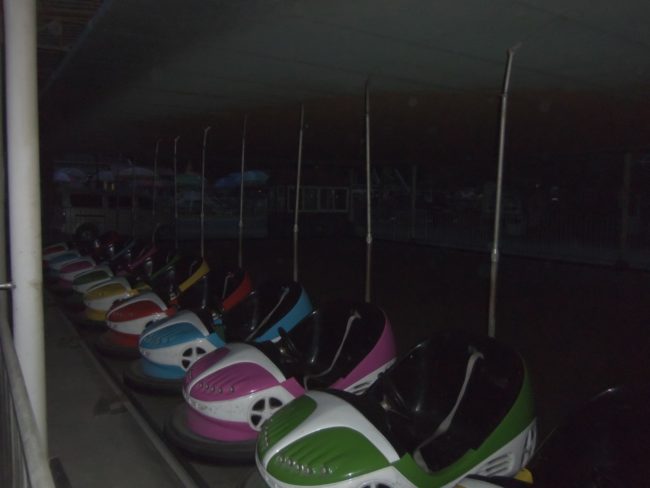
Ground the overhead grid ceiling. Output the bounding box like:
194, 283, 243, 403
38, 0, 650, 170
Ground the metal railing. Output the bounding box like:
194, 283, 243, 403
0, 314, 56, 488
355, 204, 650, 270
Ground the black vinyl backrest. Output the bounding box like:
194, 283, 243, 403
151, 254, 203, 301
287, 301, 386, 387
220, 268, 245, 298
417, 337, 524, 470
256, 301, 386, 384
110, 238, 140, 268
342, 331, 524, 465
176, 266, 245, 312
178, 273, 211, 310
132, 244, 163, 282
223, 281, 302, 342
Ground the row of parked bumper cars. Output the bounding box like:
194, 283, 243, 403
126, 280, 311, 392
123, 267, 257, 392
54, 237, 142, 291
82, 250, 182, 326
43, 230, 110, 265
94, 255, 210, 356
43, 231, 123, 286
164, 300, 395, 461
77, 245, 179, 323
69, 238, 155, 295
255, 331, 536, 488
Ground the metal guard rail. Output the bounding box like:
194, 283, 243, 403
0, 314, 56, 487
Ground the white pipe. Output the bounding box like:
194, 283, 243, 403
364, 80, 373, 303
411, 164, 417, 240
152, 138, 161, 218
619, 153, 632, 257
488, 45, 519, 338
151, 138, 162, 242
173, 136, 180, 249
0, 17, 7, 322
293, 104, 305, 282
131, 162, 136, 236
5, 0, 47, 448
200, 126, 211, 259
238, 116, 248, 269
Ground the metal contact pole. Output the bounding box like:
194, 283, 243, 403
130, 162, 136, 236
293, 104, 305, 282
410, 164, 417, 240
364, 80, 373, 303
151, 138, 162, 242
488, 45, 519, 338
5, 0, 47, 448
200, 127, 211, 259
173, 136, 180, 249
152, 138, 161, 217
619, 153, 632, 259
0, 21, 7, 323
238, 116, 248, 268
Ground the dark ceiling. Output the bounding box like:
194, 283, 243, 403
37, 0, 650, 178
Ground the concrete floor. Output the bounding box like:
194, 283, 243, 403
45, 297, 253, 488
45, 237, 650, 486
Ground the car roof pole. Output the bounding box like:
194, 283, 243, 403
293, 104, 305, 282
488, 45, 520, 338
364, 79, 372, 303
130, 161, 136, 236
200, 127, 211, 259
151, 138, 161, 242
173, 135, 180, 249
238, 116, 248, 268
152, 138, 161, 217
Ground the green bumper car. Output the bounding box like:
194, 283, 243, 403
255, 331, 536, 488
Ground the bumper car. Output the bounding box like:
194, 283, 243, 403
44, 231, 122, 286
125, 278, 310, 393
70, 239, 156, 295
255, 330, 536, 488
164, 300, 395, 462
43, 242, 78, 264
43, 250, 82, 269
115, 269, 252, 366
80, 247, 179, 325
44, 231, 120, 268
48, 255, 98, 286
68, 263, 115, 294
458, 383, 650, 488
62, 241, 168, 315
43, 241, 70, 255
54, 237, 142, 292
43, 236, 97, 265
94, 255, 210, 357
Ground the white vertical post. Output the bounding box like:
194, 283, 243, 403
130, 162, 136, 236
238, 116, 248, 269
0, 19, 7, 322
488, 45, 519, 338
293, 104, 305, 282
619, 153, 632, 258
173, 136, 180, 248
200, 127, 211, 259
410, 164, 417, 239
364, 80, 373, 303
152, 138, 161, 218
5, 0, 47, 448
